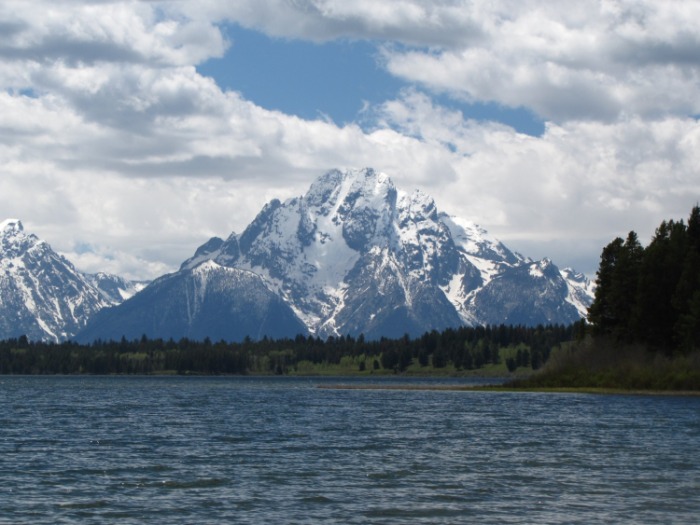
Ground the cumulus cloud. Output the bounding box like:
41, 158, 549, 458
169, 0, 700, 122
1, 0, 699, 281
380, 1, 700, 122
0, 1, 226, 69
177, 0, 485, 47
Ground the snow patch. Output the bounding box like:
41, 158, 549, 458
1, 219, 23, 232
529, 265, 545, 278
560, 268, 595, 317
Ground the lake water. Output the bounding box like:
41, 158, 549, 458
1, 376, 699, 524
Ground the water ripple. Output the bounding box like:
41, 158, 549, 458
1, 376, 699, 524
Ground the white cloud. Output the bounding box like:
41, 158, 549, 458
176, 0, 484, 46
1, 0, 699, 283
0, 1, 226, 69
379, 1, 700, 122
167, 1, 700, 122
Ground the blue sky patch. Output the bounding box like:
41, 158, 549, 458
197, 24, 544, 136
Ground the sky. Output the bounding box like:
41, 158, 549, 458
2, 0, 700, 281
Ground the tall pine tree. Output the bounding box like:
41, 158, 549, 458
633, 219, 688, 349
588, 237, 625, 335
588, 232, 642, 341
672, 206, 700, 351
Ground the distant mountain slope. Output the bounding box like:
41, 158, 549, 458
76, 261, 307, 343
5, 169, 594, 344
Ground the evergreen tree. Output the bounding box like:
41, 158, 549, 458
633, 219, 687, 349
588, 232, 643, 341
613, 231, 644, 341
672, 206, 700, 351
687, 205, 700, 252
588, 236, 625, 335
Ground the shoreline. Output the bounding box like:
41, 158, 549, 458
4, 373, 699, 396
317, 383, 700, 396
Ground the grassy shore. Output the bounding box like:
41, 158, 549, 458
317, 338, 700, 395
285, 355, 532, 378
504, 338, 700, 392
317, 383, 700, 395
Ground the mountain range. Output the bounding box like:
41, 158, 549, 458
1, 169, 594, 342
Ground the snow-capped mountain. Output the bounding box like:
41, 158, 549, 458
171, 168, 593, 339
0, 219, 143, 341
0, 219, 108, 341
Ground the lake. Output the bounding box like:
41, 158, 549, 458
1, 376, 699, 524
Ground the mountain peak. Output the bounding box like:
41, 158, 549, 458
304, 167, 393, 209
348, 167, 394, 200
1, 218, 43, 257
177, 167, 594, 336
1, 218, 24, 234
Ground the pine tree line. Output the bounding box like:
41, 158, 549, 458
0, 324, 573, 375
588, 205, 700, 352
